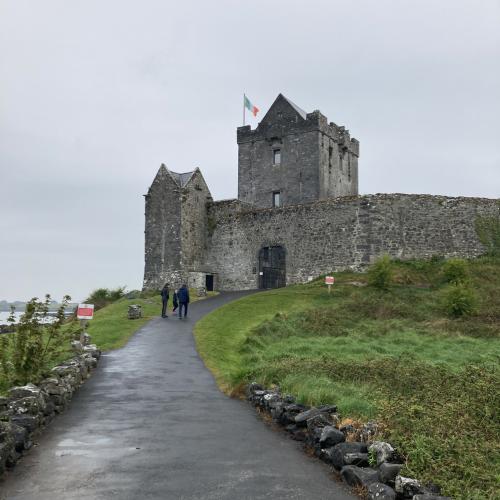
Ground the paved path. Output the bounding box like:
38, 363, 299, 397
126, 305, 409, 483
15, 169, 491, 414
0, 292, 355, 500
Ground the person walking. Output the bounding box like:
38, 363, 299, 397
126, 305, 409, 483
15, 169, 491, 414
177, 284, 190, 319
160, 283, 170, 318
172, 289, 179, 316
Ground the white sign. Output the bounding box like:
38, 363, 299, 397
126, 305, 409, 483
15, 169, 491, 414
77, 304, 94, 320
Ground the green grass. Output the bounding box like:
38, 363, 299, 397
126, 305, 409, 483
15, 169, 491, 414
69, 289, 216, 351
194, 257, 500, 499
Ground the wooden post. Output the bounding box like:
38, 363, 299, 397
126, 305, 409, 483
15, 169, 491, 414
79, 319, 87, 344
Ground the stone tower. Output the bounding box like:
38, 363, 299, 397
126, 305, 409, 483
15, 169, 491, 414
143, 164, 212, 290
237, 94, 359, 208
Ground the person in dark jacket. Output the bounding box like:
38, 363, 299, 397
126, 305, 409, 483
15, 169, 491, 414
160, 283, 169, 318
177, 284, 190, 319
172, 289, 179, 315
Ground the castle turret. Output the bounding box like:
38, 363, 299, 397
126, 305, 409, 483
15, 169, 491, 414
143, 164, 212, 290
237, 94, 359, 208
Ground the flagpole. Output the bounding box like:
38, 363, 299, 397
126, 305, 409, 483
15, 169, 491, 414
243, 93, 246, 126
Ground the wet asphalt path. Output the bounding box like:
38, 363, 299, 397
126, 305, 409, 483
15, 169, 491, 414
0, 292, 355, 500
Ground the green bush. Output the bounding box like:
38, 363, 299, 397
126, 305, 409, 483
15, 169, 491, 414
85, 286, 126, 311
475, 214, 500, 257
442, 258, 469, 284
367, 255, 393, 290
443, 282, 477, 317
0, 295, 75, 389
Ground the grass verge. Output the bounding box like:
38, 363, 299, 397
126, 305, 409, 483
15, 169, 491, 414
194, 257, 500, 499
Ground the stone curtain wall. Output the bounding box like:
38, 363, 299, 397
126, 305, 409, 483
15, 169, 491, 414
205, 194, 499, 291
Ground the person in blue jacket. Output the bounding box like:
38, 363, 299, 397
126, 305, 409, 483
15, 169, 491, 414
177, 284, 190, 319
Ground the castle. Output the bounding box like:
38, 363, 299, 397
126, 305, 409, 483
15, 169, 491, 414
143, 94, 498, 291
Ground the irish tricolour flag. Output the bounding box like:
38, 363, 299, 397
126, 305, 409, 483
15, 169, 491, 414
244, 94, 259, 117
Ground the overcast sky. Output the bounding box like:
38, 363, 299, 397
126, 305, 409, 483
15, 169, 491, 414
1, 0, 499, 302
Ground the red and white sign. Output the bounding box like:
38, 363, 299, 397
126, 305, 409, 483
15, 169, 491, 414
325, 276, 335, 285
77, 304, 94, 320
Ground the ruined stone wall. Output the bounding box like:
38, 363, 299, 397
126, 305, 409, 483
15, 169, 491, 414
205, 194, 499, 291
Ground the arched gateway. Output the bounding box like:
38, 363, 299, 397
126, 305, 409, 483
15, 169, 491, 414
258, 246, 286, 289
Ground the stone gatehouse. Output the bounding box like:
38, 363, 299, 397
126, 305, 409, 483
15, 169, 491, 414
143, 94, 498, 291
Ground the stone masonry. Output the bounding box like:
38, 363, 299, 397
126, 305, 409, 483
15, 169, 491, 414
143, 94, 499, 292
238, 94, 359, 208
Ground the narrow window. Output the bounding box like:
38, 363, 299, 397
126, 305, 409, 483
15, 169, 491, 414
348, 155, 351, 181
339, 153, 343, 172
273, 149, 281, 165
328, 146, 333, 173
272, 191, 281, 207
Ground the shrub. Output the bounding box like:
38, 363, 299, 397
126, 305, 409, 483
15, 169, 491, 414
0, 295, 75, 389
367, 255, 393, 290
85, 286, 126, 310
442, 258, 469, 284
475, 214, 500, 257
443, 283, 477, 318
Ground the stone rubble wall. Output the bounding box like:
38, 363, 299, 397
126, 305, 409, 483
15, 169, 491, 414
0, 343, 101, 475
247, 383, 452, 500
206, 194, 499, 291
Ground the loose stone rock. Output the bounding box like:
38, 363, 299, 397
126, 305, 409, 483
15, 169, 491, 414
246, 382, 264, 397
369, 441, 395, 466
8, 396, 46, 416
367, 482, 396, 500
319, 426, 345, 447
378, 462, 402, 484
10, 414, 40, 433
83, 344, 101, 359
317, 404, 338, 414
9, 422, 31, 452
8, 383, 43, 400
395, 476, 425, 497
306, 413, 332, 432
0, 440, 15, 474
128, 304, 142, 319
343, 452, 369, 467
71, 340, 84, 353
324, 441, 368, 469
280, 403, 308, 425
340, 465, 379, 487
295, 407, 323, 426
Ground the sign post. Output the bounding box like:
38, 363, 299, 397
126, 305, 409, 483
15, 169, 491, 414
77, 304, 94, 344
325, 276, 335, 294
